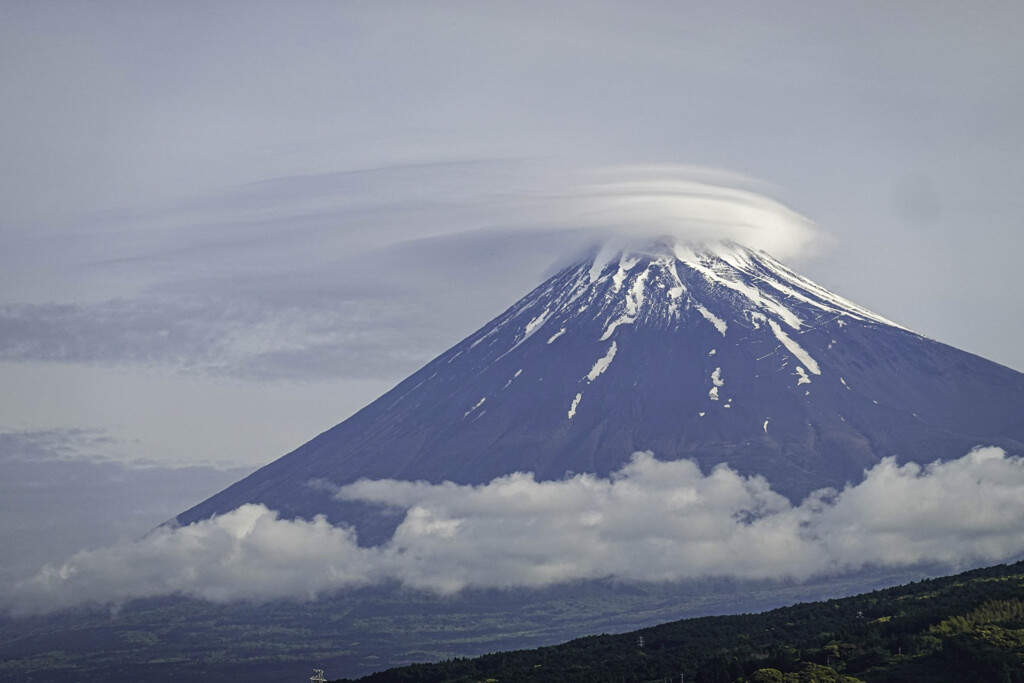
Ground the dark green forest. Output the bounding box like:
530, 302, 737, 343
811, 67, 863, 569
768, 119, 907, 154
340, 561, 1024, 683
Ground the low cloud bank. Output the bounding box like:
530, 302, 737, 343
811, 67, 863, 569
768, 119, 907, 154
8, 447, 1024, 615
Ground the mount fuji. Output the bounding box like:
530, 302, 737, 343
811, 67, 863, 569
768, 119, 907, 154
177, 239, 1024, 537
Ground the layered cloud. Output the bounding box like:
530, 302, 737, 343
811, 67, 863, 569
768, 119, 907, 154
525, 165, 819, 261
0, 162, 817, 383
0, 295, 435, 381
7, 447, 1024, 616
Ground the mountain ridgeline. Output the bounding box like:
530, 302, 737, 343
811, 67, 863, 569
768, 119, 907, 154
177, 240, 1024, 536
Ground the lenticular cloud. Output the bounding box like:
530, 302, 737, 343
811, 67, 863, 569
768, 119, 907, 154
7, 447, 1024, 615
534, 165, 820, 261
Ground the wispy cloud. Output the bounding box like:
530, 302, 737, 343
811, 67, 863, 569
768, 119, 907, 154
8, 447, 1024, 616
0, 162, 819, 382
0, 295, 434, 381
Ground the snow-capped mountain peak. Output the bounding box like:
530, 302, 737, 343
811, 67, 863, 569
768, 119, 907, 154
177, 239, 1024, 539
464, 239, 904, 373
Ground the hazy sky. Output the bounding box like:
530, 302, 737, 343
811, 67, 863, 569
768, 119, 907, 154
2, 2, 1023, 580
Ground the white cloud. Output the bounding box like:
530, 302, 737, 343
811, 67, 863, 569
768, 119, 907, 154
0, 161, 818, 382
7, 447, 1024, 616
524, 165, 821, 261
7, 506, 374, 615
812, 447, 1024, 567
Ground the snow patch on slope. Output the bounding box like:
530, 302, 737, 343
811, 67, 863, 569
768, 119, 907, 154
628, 267, 649, 315
502, 369, 523, 389
695, 304, 727, 336
586, 342, 618, 382
567, 392, 582, 419
523, 310, 550, 337
709, 367, 724, 401
665, 260, 687, 317
600, 318, 631, 341
767, 320, 820, 375
464, 397, 486, 418
611, 257, 639, 292
682, 255, 803, 330
600, 264, 650, 340
757, 254, 909, 330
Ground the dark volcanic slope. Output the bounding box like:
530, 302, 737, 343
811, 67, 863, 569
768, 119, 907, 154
177, 241, 1024, 533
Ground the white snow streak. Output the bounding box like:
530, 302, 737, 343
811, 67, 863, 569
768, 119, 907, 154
628, 267, 649, 315
600, 315, 633, 341
601, 265, 649, 340
683, 256, 803, 330
468, 327, 498, 350
463, 397, 486, 418
611, 257, 639, 292
497, 308, 552, 359
665, 260, 687, 317
586, 342, 618, 382
695, 304, 727, 336
523, 310, 550, 337
502, 369, 523, 389
795, 366, 811, 386
767, 320, 820, 375
568, 392, 582, 419
758, 256, 908, 330
547, 328, 566, 344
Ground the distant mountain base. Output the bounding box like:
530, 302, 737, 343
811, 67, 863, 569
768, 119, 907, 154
0, 566, 944, 683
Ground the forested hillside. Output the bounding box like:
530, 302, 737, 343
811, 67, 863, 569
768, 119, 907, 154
340, 561, 1024, 682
